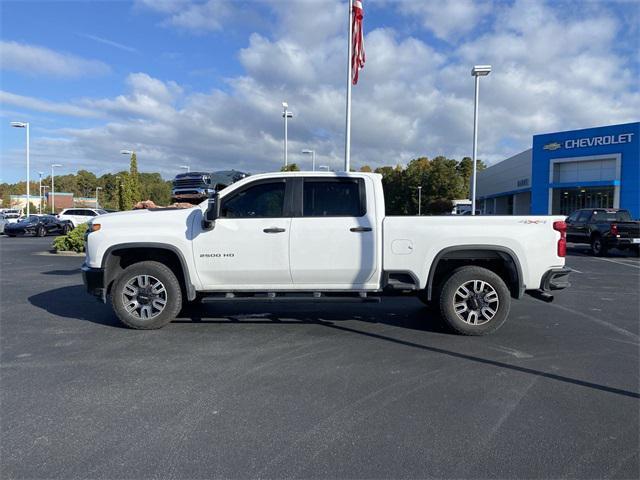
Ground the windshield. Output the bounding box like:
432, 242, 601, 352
23, 216, 40, 224
591, 210, 632, 222
97, 209, 108, 215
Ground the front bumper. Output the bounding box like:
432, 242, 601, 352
82, 263, 106, 302
540, 267, 571, 291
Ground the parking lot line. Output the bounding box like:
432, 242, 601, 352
592, 257, 640, 269
547, 302, 639, 342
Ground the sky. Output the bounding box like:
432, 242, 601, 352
1, 0, 639, 183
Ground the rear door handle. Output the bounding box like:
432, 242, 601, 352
263, 227, 286, 233
350, 227, 372, 232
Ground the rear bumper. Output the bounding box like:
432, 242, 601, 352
540, 267, 571, 291
82, 263, 106, 302
604, 237, 640, 248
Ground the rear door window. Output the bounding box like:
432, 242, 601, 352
302, 179, 365, 217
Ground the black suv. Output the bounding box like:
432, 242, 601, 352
566, 208, 640, 256
171, 170, 249, 203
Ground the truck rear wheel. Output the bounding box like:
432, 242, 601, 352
111, 261, 182, 329
438, 266, 510, 336
590, 235, 608, 256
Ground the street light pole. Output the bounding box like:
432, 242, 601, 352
471, 65, 491, 216
282, 102, 293, 167
302, 149, 316, 171
51, 163, 62, 214
38, 171, 43, 214
11, 121, 30, 216
417, 186, 422, 216
95, 187, 102, 208
180, 165, 190, 173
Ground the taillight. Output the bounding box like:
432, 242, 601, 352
610, 223, 619, 236
553, 220, 566, 257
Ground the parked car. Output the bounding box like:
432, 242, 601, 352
0, 214, 7, 234
4, 215, 73, 237
83, 171, 570, 335
3, 212, 22, 224
58, 208, 107, 228
171, 170, 250, 203
566, 208, 640, 256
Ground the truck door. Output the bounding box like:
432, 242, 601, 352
565, 211, 580, 243
192, 178, 293, 288
289, 177, 377, 287
572, 210, 593, 243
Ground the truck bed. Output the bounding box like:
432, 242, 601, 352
383, 215, 566, 291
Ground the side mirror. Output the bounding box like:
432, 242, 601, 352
202, 193, 221, 229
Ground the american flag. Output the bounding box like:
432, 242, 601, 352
351, 0, 365, 84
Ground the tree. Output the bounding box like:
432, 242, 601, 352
456, 157, 487, 198
280, 163, 300, 172
124, 153, 142, 208
118, 180, 127, 211
76, 170, 97, 198
359, 165, 372, 172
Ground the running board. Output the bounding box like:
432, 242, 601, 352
200, 292, 381, 303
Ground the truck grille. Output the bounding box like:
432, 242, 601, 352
173, 178, 208, 188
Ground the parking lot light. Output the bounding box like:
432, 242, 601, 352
302, 149, 316, 171
95, 187, 103, 208
51, 163, 62, 214
11, 121, 30, 217
471, 64, 492, 216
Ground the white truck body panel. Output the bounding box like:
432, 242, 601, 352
383, 216, 566, 290
85, 172, 565, 295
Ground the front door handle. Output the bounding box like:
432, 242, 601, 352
350, 227, 372, 232
263, 227, 286, 233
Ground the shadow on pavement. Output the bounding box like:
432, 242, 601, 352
41, 268, 82, 276
29, 284, 123, 328
28, 285, 640, 400
29, 285, 449, 333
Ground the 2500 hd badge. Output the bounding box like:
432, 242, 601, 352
200, 253, 235, 258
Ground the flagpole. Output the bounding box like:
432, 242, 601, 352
344, 0, 353, 172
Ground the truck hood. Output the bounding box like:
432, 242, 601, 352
95, 206, 201, 228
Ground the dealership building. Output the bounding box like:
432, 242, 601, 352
477, 122, 640, 217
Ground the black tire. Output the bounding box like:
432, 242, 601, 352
438, 266, 511, 336
8, 234, 16, 237
36, 226, 46, 237
62, 224, 71, 235
590, 235, 608, 256
111, 261, 182, 329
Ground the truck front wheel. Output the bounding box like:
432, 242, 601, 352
111, 261, 183, 329
438, 266, 510, 336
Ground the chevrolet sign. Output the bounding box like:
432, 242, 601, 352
543, 133, 635, 152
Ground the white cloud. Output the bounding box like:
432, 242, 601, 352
0, 91, 100, 118
135, 0, 233, 32
0, 41, 110, 77
400, 0, 492, 41
6, 0, 639, 179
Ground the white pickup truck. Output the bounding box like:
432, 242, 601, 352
82, 172, 571, 335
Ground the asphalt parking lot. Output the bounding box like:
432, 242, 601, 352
1, 236, 638, 479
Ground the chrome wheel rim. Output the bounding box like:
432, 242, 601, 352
121, 275, 168, 320
453, 280, 499, 325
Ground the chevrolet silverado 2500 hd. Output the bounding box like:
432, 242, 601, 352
82, 172, 570, 335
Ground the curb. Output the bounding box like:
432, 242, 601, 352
34, 250, 86, 258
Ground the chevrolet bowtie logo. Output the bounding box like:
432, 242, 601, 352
543, 142, 562, 151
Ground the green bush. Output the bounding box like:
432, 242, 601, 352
52, 223, 88, 253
